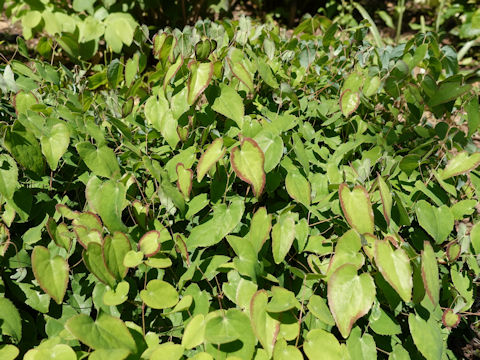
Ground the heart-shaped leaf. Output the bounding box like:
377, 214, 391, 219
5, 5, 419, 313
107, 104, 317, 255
421, 241, 440, 306
212, 84, 244, 128
346, 326, 377, 360
103, 281, 129, 306
307, 295, 335, 325
138, 230, 162, 257
339, 184, 374, 235
66, 313, 136, 352
304, 329, 348, 360
408, 314, 443, 360
76, 142, 120, 179
140, 279, 179, 309
271, 213, 296, 264
41, 120, 70, 171
86, 176, 127, 232
144, 93, 179, 149
164, 55, 183, 89
32, 245, 69, 305
83, 242, 116, 287
231, 137, 266, 198
46, 220, 72, 250
340, 89, 360, 117
254, 130, 284, 173
123, 250, 143, 268
266, 286, 300, 312
446, 241, 461, 262
187, 61, 213, 105
4, 122, 44, 174
14, 91, 37, 114
74, 225, 102, 248
176, 163, 193, 200
285, 171, 311, 207
0, 154, 18, 200
103, 232, 130, 280
440, 152, 480, 179
327, 264, 375, 338
0, 344, 19, 360
415, 200, 453, 244
228, 58, 254, 92
197, 138, 225, 182
375, 240, 412, 302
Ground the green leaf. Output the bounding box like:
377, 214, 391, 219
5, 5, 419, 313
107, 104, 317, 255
83, 242, 116, 287
0, 297, 22, 343
439, 152, 480, 179
4, 123, 44, 174
41, 120, 70, 171
273, 338, 302, 360
123, 250, 143, 268
339, 184, 374, 234
415, 200, 453, 244
76, 142, 120, 179
150, 342, 184, 360
164, 55, 184, 89
14, 91, 37, 114
140, 279, 179, 309
86, 176, 127, 232
187, 61, 213, 105
107, 59, 123, 88
307, 295, 335, 325
374, 240, 412, 303
125, 53, 139, 87
471, 222, 480, 255
346, 327, 377, 360
144, 93, 180, 149
442, 309, 461, 328
176, 163, 193, 200
327, 264, 375, 338
257, 59, 279, 89
377, 175, 392, 226
187, 199, 244, 249
340, 89, 360, 117
467, 97, 480, 136
428, 82, 471, 107
104, 13, 137, 53
0, 344, 19, 360
0, 154, 18, 199
421, 241, 440, 306
304, 329, 348, 360
267, 286, 300, 312
212, 84, 244, 128
388, 345, 411, 360
228, 58, 254, 92
197, 138, 225, 182
103, 281, 129, 306
32, 245, 69, 305
254, 130, 284, 173
285, 171, 311, 207
249, 290, 279, 357
247, 207, 271, 254
271, 213, 296, 264
66, 313, 136, 352
182, 314, 206, 349
103, 232, 130, 280
408, 314, 443, 360
231, 137, 266, 197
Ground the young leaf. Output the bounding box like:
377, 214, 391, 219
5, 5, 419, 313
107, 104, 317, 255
187, 61, 213, 105
340, 89, 360, 117
197, 138, 225, 182
249, 290, 279, 357
32, 245, 69, 305
327, 264, 376, 338
228, 58, 254, 92
83, 242, 116, 287
182, 314, 206, 349
374, 240, 412, 303
76, 142, 120, 179
103, 281, 129, 306
230, 137, 266, 198
40, 120, 70, 171
304, 329, 347, 360
246, 207, 271, 254
339, 184, 374, 235
144, 93, 180, 149
138, 230, 162, 257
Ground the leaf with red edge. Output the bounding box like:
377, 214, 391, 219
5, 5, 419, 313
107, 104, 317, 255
421, 241, 440, 306
187, 60, 213, 105
138, 230, 162, 257
197, 138, 225, 182
102, 232, 131, 280
340, 89, 360, 117
446, 242, 461, 262
327, 264, 375, 338
230, 137, 266, 198
339, 184, 374, 235
442, 309, 461, 328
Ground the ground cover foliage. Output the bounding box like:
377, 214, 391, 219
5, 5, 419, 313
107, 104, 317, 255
1, 6, 480, 360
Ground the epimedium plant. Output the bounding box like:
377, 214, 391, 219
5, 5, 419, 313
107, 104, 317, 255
0, 13, 480, 360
